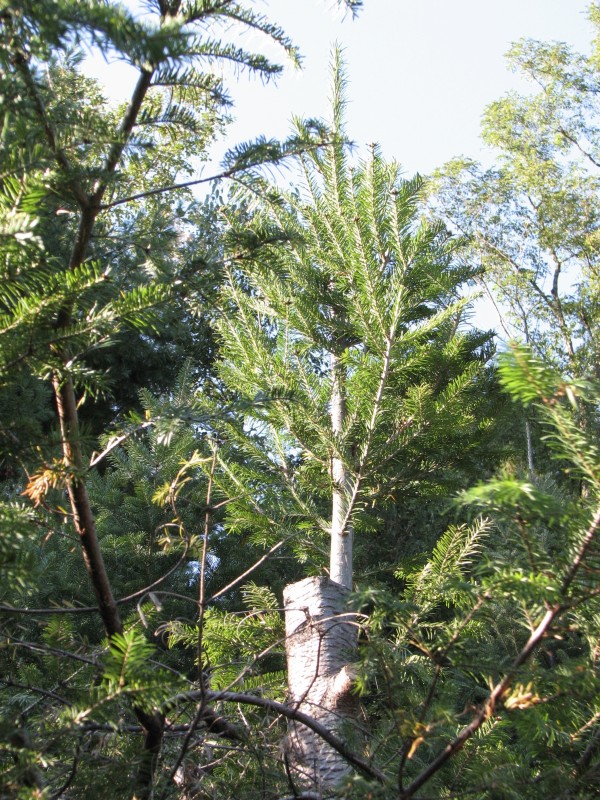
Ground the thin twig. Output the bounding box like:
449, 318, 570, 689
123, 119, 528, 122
0, 543, 190, 615
208, 539, 286, 602
49, 744, 81, 800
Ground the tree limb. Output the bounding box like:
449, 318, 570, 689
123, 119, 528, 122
175, 688, 388, 784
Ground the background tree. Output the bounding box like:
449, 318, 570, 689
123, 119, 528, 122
431, 11, 600, 381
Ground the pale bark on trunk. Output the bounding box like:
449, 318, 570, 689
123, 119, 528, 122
282, 349, 359, 790
282, 350, 359, 791
283, 576, 358, 792
525, 418, 535, 481
329, 351, 353, 590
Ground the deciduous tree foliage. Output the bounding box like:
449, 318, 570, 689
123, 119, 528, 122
432, 15, 600, 380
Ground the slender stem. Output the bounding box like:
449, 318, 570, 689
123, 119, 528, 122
9, 42, 88, 207
101, 166, 246, 210
557, 126, 600, 169
561, 505, 600, 595
208, 539, 286, 602
96, 71, 153, 198
198, 445, 217, 681
399, 605, 557, 799
329, 350, 353, 588
175, 689, 388, 785
0, 543, 189, 615
49, 745, 81, 800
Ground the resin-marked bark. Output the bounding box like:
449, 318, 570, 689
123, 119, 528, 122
283, 576, 358, 791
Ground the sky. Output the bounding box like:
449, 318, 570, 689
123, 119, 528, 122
218, 0, 594, 174
83, 0, 594, 333
85, 0, 594, 175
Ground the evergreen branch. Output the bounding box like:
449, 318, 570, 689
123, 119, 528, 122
561, 504, 600, 595
160, 702, 212, 799
6, 638, 99, 666
271, 430, 329, 533
369, 416, 416, 472
46, 73, 168, 791
0, 542, 190, 615
48, 744, 81, 800
429, 519, 491, 582
150, 66, 227, 101
399, 604, 557, 798
94, 69, 154, 202
398, 503, 600, 798
8, 41, 88, 208
336, 298, 406, 537
182, 2, 300, 66
182, 38, 284, 77
574, 726, 600, 779
0, 604, 96, 615
277, 360, 331, 454
100, 154, 296, 210
0, 679, 69, 705
338, 0, 363, 14
89, 421, 154, 467
399, 592, 490, 786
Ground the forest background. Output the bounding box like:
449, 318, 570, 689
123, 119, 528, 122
0, 1, 599, 799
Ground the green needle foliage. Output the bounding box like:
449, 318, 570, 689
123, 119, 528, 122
347, 348, 600, 800
199, 55, 496, 583
0, 3, 359, 798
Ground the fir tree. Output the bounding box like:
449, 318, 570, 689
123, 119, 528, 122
199, 54, 496, 790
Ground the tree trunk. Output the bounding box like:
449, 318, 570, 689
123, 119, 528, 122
283, 576, 358, 793
525, 417, 535, 481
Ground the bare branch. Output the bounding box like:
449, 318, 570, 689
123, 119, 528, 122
207, 539, 286, 602
557, 126, 600, 169
49, 744, 81, 800
7, 639, 98, 666
174, 688, 388, 784
0, 679, 69, 705
100, 167, 241, 210
0, 541, 190, 616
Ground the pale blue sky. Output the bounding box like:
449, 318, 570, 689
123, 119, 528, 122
83, 1, 594, 333
221, 0, 593, 174
86, 1, 594, 174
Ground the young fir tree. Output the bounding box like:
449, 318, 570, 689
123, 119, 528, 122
201, 56, 495, 790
